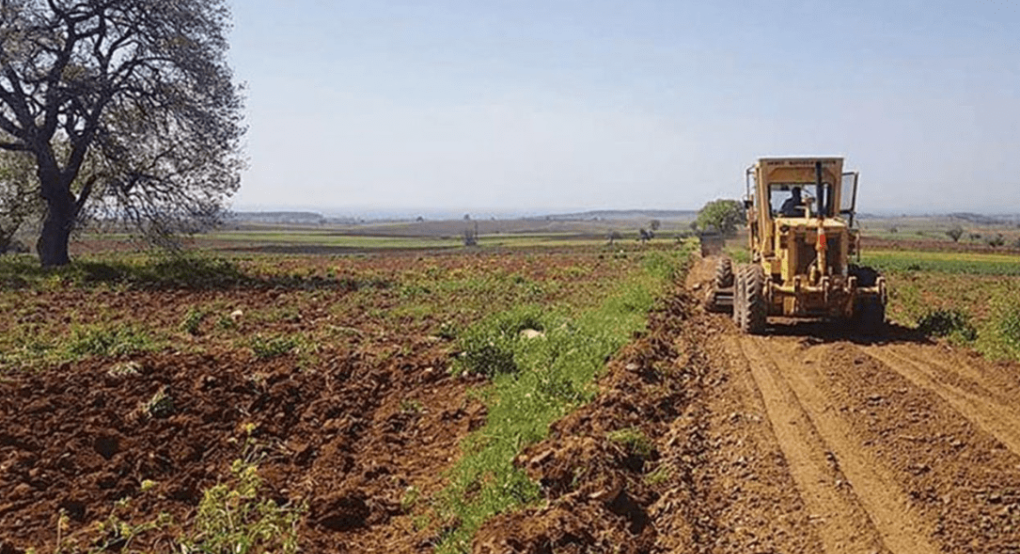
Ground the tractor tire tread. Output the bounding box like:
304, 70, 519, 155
715, 257, 734, 289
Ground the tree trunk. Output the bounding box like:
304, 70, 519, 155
36, 184, 76, 268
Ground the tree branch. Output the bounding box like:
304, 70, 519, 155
73, 173, 96, 216
0, 141, 30, 152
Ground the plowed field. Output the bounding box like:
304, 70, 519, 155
3, 251, 1020, 553
0, 248, 657, 552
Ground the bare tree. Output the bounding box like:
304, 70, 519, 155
0, 0, 245, 266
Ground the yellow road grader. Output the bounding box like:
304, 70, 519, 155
708, 157, 887, 334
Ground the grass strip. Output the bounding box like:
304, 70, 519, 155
434, 242, 696, 553
862, 250, 1020, 276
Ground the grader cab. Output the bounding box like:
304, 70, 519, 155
708, 157, 886, 334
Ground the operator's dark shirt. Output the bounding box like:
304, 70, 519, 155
780, 196, 802, 217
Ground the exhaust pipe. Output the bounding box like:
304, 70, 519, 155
815, 161, 825, 219
815, 161, 828, 276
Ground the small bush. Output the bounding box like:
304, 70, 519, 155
455, 306, 547, 377
917, 308, 977, 343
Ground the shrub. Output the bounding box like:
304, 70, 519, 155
454, 306, 547, 377
917, 308, 977, 343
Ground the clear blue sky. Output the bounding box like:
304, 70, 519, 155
227, 1, 1020, 216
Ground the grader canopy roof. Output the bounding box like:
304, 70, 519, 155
748, 157, 858, 221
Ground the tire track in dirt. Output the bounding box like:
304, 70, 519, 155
887, 344, 1020, 403
861, 345, 1020, 456
804, 338, 1020, 553
686, 257, 1020, 554
682, 324, 823, 553
733, 335, 939, 554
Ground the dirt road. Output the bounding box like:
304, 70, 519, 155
480, 258, 1020, 553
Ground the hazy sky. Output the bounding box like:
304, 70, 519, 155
228, 1, 1020, 216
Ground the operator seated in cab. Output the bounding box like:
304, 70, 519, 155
780, 187, 805, 217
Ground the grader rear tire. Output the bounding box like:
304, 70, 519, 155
733, 264, 748, 330
715, 257, 734, 289
745, 264, 767, 335
853, 296, 886, 336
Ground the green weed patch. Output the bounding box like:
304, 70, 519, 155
976, 289, 1020, 361
177, 460, 303, 553
863, 250, 1020, 276
434, 244, 695, 553
917, 308, 977, 344
249, 334, 300, 360
67, 324, 155, 358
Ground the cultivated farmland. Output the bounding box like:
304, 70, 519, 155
0, 242, 691, 552
1, 229, 1020, 553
